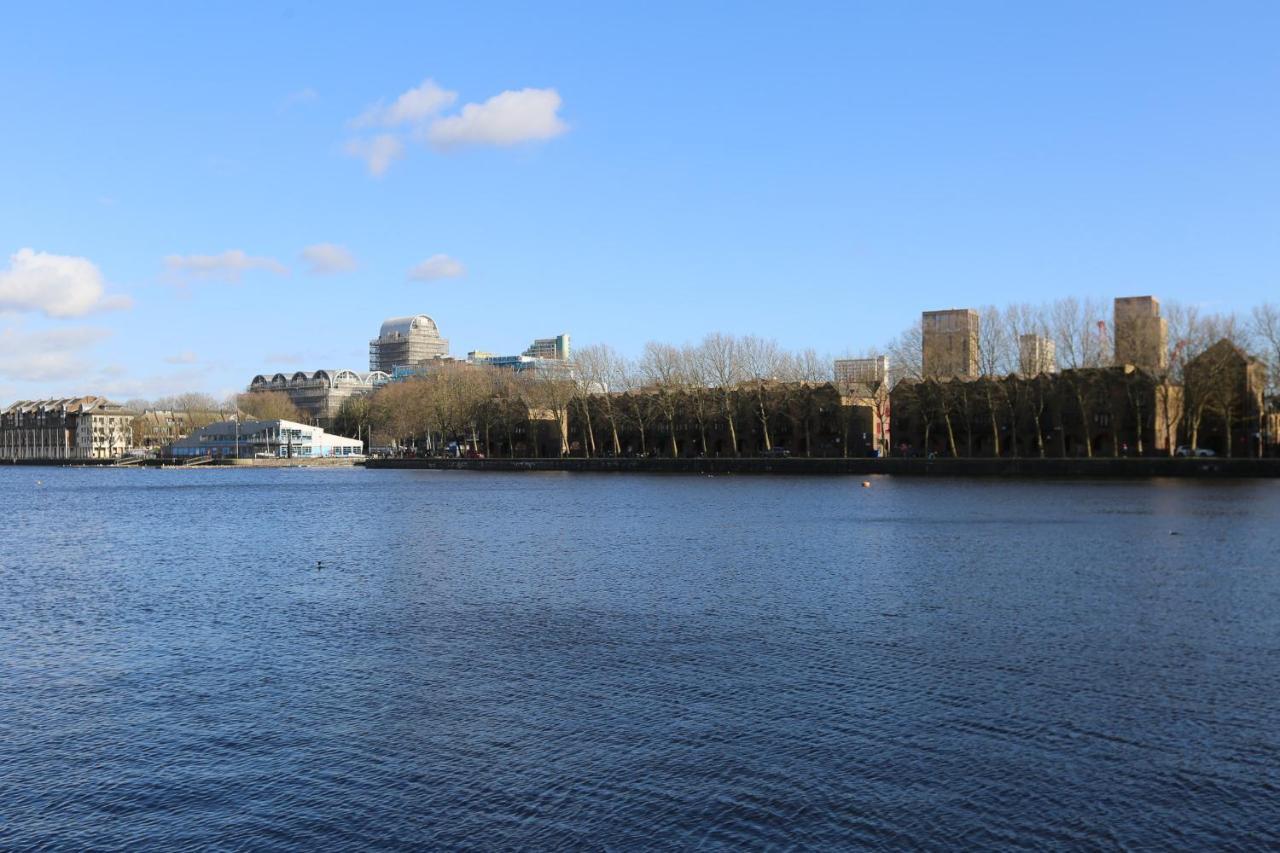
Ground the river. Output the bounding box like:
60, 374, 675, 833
2, 468, 1278, 849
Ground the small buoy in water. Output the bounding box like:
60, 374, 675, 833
35, 480, 43, 487
1169, 531, 1179, 536
861, 481, 871, 488
316, 560, 324, 569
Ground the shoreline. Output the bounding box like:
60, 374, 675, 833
0, 457, 361, 469
5, 456, 1278, 477
365, 456, 1280, 478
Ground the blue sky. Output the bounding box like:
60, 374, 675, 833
1, 2, 1277, 402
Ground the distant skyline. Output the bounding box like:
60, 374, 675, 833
2, 2, 1278, 402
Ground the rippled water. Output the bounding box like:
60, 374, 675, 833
2, 468, 1279, 850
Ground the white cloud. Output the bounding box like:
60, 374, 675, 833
353, 78, 456, 128
408, 254, 466, 281
300, 243, 357, 275
164, 351, 199, 365
0, 248, 133, 318
0, 325, 112, 382
164, 250, 289, 282
427, 88, 567, 149
344, 134, 404, 177
344, 80, 566, 175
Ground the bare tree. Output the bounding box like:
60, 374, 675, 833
886, 320, 924, 385
237, 391, 302, 422
617, 355, 654, 455
680, 344, 715, 455
739, 335, 784, 451
776, 348, 827, 456
641, 341, 686, 458
1251, 303, 1280, 399
523, 372, 575, 457
695, 332, 745, 456
1049, 298, 1109, 456
575, 343, 623, 455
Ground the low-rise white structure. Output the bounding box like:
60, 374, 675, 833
166, 418, 364, 459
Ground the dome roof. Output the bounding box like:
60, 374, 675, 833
378, 314, 439, 339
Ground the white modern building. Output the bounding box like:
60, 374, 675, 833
523, 333, 571, 361
166, 419, 364, 459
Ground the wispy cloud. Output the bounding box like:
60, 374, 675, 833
343, 134, 404, 177
0, 248, 133, 318
164, 350, 199, 365
95, 366, 219, 402
408, 254, 466, 282
284, 87, 319, 107
301, 243, 357, 275
164, 250, 289, 283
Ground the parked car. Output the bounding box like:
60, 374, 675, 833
1175, 446, 1216, 457
763, 447, 791, 458
464, 449, 485, 459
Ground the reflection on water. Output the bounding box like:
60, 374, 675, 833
3, 469, 1279, 849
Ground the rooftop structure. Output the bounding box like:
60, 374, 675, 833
369, 314, 450, 373
922, 309, 980, 380
834, 356, 889, 388
468, 353, 574, 379
1114, 296, 1168, 371
524, 334, 571, 361
167, 418, 364, 460
246, 369, 389, 425
1018, 334, 1057, 377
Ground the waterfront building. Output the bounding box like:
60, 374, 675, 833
523, 334, 571, 361
834, 356, 889, 387
245, 370, 389, 426
134, 410, 192, 451
922, 309, 980, 380
369, 315, 450, 373
889, 366, 1180, 458
1, 396, 134, 460
1114, 296, 1168, 371
1183, 338, 1268, 456
1018, 334, 1057, 377
166, 418, 364, 459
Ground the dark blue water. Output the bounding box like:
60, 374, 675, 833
2, 468, 1279, 850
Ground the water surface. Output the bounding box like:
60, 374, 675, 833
2, 468, 1278, 849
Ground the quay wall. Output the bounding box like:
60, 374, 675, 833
6, 456, 1277, 477
1, 457, 359, 468
366, 456, 1280, 478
